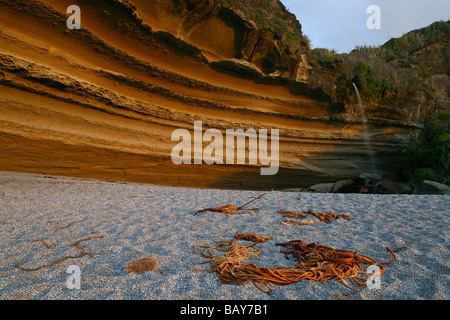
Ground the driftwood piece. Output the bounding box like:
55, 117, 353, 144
194, 193, 268, 216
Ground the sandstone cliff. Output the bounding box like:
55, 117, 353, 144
0, 0, 445, 190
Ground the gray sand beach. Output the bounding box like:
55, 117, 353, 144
0, 171, 449, 300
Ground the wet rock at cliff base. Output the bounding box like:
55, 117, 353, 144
412, 180, 450, 195
359, 173, 383, 186
331, 178, 367, 193
279, 188, 305, 192
376, 181, 413, 194
307, 183, 334, 193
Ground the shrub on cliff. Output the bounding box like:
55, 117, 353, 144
328, 20, 448, 110
400, 111, 450, 185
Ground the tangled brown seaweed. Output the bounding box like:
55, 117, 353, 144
303, 210, 351, 223
277, 209, 348, 226
277, 210, 306, 219
194, 232, 398, 294
233, 231, 273, 244
194, 204, 258, 215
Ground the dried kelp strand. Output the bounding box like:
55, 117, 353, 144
303, 210, 350, 223
31, 239, 54, 249
72, 235, 105, 248
194, 193, 267, 215
281, 219, 318, 226
15, 252, 100, 271
233, 231, 273, 244
277, 210, 306, 219
194, 233, 398, 294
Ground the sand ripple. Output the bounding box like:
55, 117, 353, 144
0, 171, 449, 300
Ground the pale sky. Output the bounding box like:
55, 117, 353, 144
280, 0, 450, 53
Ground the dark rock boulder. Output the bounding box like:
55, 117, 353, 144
331, 177, 368, 193
376, 181, 413, 194
412, 180, 450, 195
307, 183, 334, 193
359, 173, 383, 186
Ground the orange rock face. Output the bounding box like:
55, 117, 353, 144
0, 0, 411, 190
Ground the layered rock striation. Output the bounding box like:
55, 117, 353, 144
0, 0, 423, 189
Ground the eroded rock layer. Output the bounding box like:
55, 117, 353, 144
0, 0, 410, 190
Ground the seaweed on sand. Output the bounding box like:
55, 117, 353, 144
14, 221, 103, 271
277, 210, 306, 219
303, 210, 351, 223
193, 192, 268, 216
193, 232, 398, 294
